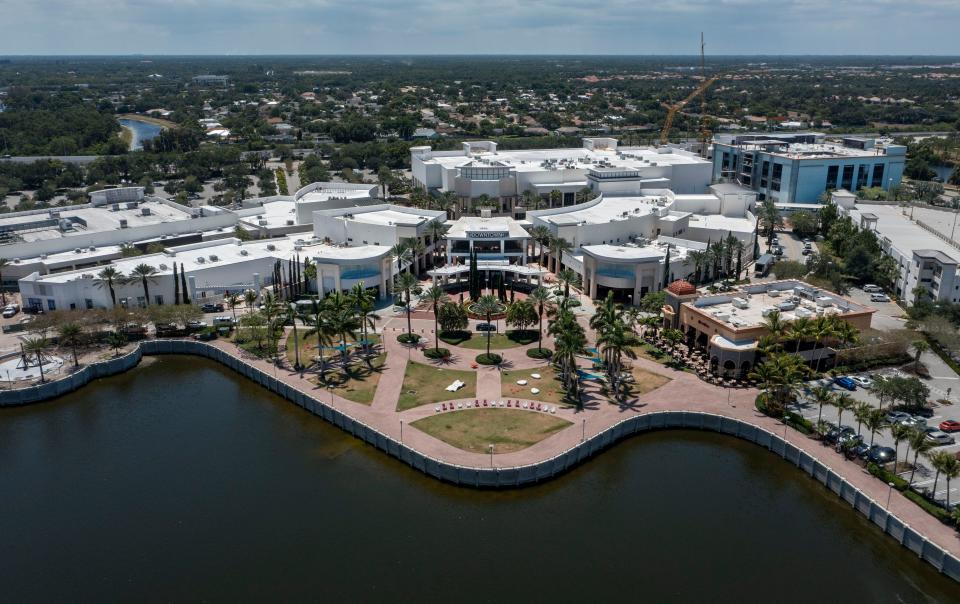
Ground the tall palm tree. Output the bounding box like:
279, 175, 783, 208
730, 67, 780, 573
96, 266, 123, 307
927, 450, 954, 504
390, 241, 412, 274
0, 257, 8, 305
528, 286, 552, 353
306, 300, 334, 380
891, 423, 912, 473
864, 409, 888, 447
58, 322, 84, 367
789, 317, 814, 355
811, 316, 837, 374
526, 225, 551, 265
853, 401, 872, 437
224, 292, 241, 322
557, 268, 579, 299
350, 283, 379, 356
942, 456, 960, 509
422, 285, 448, 353
548, 189, 562, 208
128, 264, 158, 307
22, 335, 50, 383
687, 250, 706, 284
285, 302, 303, 370
748, 352, 808, 417
325, 304, 359, 368
474, 295, 502, 358
761, 310, 787, 349
598, 319, 639, 400
426, 221, 449, 267
908, 428, 934, 487
810, 386, 834, 427
549, 237, 572, 274
394, 271, 418, 339
912, 339, 929, 373
834, 392, 854, 428
408, 238, 427, 275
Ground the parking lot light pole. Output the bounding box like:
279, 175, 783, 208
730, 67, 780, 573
489, 444, 494, 468
582, 419, 586, 442
400, 420, 404, 444
886, 481, 895, 509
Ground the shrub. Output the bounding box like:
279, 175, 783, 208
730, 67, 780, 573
526, 347, 553, 359
438, 330, 471, 345
866, 462, 908, 490
475, 353, 502, 365
903, 490, 951, 523
397, 333, 421, 344
424, 347, 450, 360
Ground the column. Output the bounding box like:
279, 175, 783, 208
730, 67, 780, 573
334, 270, 342, 295
589, 266, 597, 299
317, 267, 326, 298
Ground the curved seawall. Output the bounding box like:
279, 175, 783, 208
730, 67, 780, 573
1, 338, 959, 582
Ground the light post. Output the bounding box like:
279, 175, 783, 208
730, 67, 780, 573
289, 302, 301, 371
886, 481, 895, 510
400, 419, 404, 444
489, 444, 494, 468
582, 419, 586, 442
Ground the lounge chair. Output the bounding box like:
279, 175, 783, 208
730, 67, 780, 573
434, 406, 440, 412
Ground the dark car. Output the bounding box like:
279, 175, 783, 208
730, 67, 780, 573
825, 425, 855, 444
476, 323, 497, 332
867, 446, 896, 465
852, 442, 872, 459
833, 376, 857, 391
200, 303, 224, 313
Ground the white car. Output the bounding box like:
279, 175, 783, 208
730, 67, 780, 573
863, 284, 882, 293
870, 293, 890, 303
926, 430, 956, 446
1, 304, 18, 318
851, 376, 873, 388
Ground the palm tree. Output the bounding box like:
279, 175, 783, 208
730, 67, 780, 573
474, 295, 502, 358
549, 299, 587, 406
225, 292, 241, 322
687, 250, 706, 284
394, 271, 418, 339
96, 267, 123, 307
942, 456, 960, 510
811, 316, 837, 375
927, 450, 954, 503
285, 302, 303, 370
597, 320, 639, 400
548, 188, 562, 208
22, 335, 50, 383
58, 322, 84, 367
811, 386, 834, 427
426, 221, 449, 267
325, 303, 360, 368
129, 264, 159, 307
834, 392, 854, 428
870, 376, 893, 410
549, 237, 572, 274
907, 428, 934, 487
853, 401, 873, 437
244, 289, 257, 310
106, 330, 127, 357
912, 339, 929, 373
390, 241, 412, 274
350, 283, 379, 357
422, 284, 448, 353
305, 300, 333, 379
0, 257, 8, 305
748, 352, 808, 417
528, 286, 552, 353
789, 317, 814, 355
864, 409, 888, 447
526, 225, 551, 266
408, 238, 427, 275
891, 423, 912, 473
761, 310, 788, 343
557, 268, 579, 298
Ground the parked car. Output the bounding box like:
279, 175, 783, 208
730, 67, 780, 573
186, 320, 207, 331
926, 430, 956, 446
870, 293, 890, 303
904, 415, 928, 429
476, 323, 497, 332
851, 376, 872, 388
852, 442, 872, 459
938, 420, 960, 433
886, 411, 912, 424
212, 316, 235, 326
825, 425, 855, 444
863, 284, 882, 293
833, 376, 857, 391
802, 248, 812, 255
200, 303, 224, 313
867, 446, 896, 465
1, 304, 19, 318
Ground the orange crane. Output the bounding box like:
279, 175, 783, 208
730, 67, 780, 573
659, 33, 718, 150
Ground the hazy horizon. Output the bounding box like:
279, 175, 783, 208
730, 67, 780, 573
2, 1, 959, 56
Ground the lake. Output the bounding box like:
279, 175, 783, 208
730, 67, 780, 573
0, 356, 957, 602
118, 118, 163, 150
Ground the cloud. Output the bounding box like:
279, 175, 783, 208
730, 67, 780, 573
0, 0, 958, 54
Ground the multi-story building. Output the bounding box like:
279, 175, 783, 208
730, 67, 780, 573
712, 133, 906, 204
411, 138, 712, 217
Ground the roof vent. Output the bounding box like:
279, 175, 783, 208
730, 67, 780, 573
196, 256, 205, 263
209, 255, 218, 262
240, 249, 249, 256
266, 244, 276, 251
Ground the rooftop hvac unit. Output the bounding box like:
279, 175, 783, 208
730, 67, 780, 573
286, 220, 295, 226
119, 219, 128, 228
88, 246, 96, 251
258, 220, 268, 226
74, 248, 82, 254
81, 273, 93, 279
141, 207, 151, 216
196, 257, 205, 263
266, 244, 276, 251
240, 249, 249, 256
209, 255, 218, 262
159, 264, 168, 271
126, 202, 137, 209
112, 203, 121, 211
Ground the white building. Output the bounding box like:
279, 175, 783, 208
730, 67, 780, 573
411, 138, 712, 216
292, 181, 379, 224
838, 194, 960, 305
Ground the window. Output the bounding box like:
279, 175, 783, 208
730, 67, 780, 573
856, 165, 868, 190
155, 295, 164, 305
826, 165, 839, 189
841, 165, 854, 190
85, 299, 94, 309
771, 163, 783, 181
47, 299, 56, 311
872, 164, 885, 188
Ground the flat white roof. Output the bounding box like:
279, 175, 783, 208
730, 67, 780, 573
851, 204, 960, 260
582, 241, 692, 263
540, 195, 663, 226
445, 216, 531, 239
0, 200, 197, 243
421, 145, 709, 172
241, 200, 299, 227
344, 209, 436, 228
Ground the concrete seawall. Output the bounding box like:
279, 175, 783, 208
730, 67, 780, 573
2, 339, 959, 582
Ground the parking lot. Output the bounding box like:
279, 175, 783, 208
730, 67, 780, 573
791, 365, 960, 505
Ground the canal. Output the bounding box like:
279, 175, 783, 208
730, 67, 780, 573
118, 118, 163, 151
0, 356, 957, 602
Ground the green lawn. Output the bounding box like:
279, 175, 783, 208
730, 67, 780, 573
411, 408, 571, 453
501, 365, 568, 405
286, 332, 381, 367
454, 329, 539, 350
311, 353, 386, 405
396, 361, 477, 411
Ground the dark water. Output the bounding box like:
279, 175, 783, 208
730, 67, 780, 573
118, 118, 162, 150
1, 357, 958, 603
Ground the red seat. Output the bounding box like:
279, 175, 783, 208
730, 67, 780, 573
442, 403, 447, 411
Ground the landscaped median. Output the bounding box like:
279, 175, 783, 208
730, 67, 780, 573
411, 408, 572, 454
396, 360, 477, 411
439, 329, 538, 350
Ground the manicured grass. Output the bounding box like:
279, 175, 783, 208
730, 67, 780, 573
286, 332, 381, 367
411, 408, 572, 454
628, 366, 672, 395
456, 329, 539, 350
501, 365, 567, 405
396, 361, 477, 412
312, 353, 387, 405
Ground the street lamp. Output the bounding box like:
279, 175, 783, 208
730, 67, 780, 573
489, 444, 494, 467
289, 302, 301, 370
400, 419, 404, 444
886, 481, 895, 509
581, 419, 586, 442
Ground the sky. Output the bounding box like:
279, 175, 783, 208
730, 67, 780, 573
2, 0, 959, 55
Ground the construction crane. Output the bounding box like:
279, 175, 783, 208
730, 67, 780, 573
659, 33, 718, 150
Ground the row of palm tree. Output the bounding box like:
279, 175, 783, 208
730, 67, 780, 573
590, 292, 641, 401
549, 297, 588, 406
294, 284, 380, 378
759, 310, 859, 373
686, 233, 746, 284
